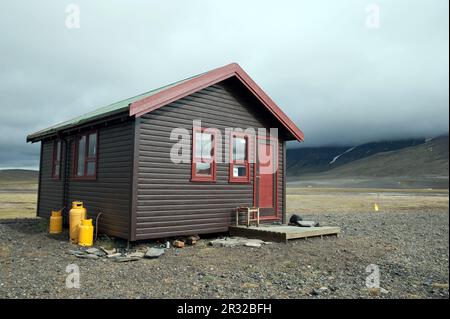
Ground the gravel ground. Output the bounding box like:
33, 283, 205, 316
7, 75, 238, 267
0, 210, 448, 299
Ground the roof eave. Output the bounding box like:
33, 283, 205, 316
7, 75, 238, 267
26, 108, 130, 143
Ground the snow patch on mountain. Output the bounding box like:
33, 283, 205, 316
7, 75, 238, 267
329, 146, 357, 165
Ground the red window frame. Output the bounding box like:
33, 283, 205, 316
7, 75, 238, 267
191, 127, 217, 182
51, 140, 62, 180
229, 132, 251, 183
73, 131, 98, 180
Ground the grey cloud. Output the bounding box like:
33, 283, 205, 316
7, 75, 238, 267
0, 0, 448, 168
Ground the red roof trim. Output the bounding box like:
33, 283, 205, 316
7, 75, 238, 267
129, 63, 304, 141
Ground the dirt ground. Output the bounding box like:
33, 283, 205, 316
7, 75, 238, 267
0, 187, 448, 299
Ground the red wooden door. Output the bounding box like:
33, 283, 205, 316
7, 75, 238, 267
257, 140, 277, 218
258, 143, 274, 208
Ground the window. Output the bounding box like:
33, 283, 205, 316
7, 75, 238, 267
52, 140, 62, 179
191, 127, 216, 182
74, 131, 97, 179
229, 132, 250, 183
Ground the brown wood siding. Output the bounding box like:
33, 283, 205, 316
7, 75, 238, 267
66, 120, 134, 239
134, 79, 287, 240
37, 140, 65, 218
282, 140, 287, 224
277, 140, 285, 223
36, 119, 134, 240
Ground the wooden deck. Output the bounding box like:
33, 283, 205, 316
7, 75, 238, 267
229, 225, 340, 243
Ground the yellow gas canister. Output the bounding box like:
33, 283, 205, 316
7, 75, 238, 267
49, 210, 62, 234
69, 201, 87, 243
78, 219, 94, 247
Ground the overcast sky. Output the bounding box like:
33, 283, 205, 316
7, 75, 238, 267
0, 0, 448, 169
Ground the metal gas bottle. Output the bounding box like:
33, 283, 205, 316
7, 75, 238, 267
78, 219, 94, 247
69, 201, 86, 243
49, 210, 62, 234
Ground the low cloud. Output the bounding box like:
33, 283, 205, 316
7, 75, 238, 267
0, 0, 448, 168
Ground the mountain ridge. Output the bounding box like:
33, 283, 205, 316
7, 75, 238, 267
287, 135, 448, 178
0, 169, 38, 183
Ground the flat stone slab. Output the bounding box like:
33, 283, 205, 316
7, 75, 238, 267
99, 246, 117, 255
86, 247, 101, 254
127, 251, 145, 258
112, 256, 141, 263
67, 249, 83, 256
209, 237, 269, 248
296, 221, 318, 227
244, 242, 262, 248
229, 225, 340, 243
145, 248, 165, 259
75, 253, 99, 259
85, 247, 106, 257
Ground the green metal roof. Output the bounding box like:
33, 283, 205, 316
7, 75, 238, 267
27, 72, 205, 142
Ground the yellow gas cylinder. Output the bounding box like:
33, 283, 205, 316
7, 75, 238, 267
69, 201, 87, 243
78, 219, 94, 247
49, 210, 62, 234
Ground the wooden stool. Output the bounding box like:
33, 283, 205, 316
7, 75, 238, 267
235, 207, 260, 227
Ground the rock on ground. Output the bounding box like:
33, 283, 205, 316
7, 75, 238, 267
145, 248, 165, 259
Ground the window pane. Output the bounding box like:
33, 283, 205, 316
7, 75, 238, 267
195, 162, 211, 175
195, 133, 202, 158
233, 137, 247, 161
88, 133, 97, 157
201, 134, 212, 158
86, 161, 96, 176
233, 165, 247, 177
195, 132, 213, 159
54, 164, 60, 177
77, 136, 86, 176
56, 141, 61, 161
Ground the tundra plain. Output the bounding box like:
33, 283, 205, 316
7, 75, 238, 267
0, 173, 448, 299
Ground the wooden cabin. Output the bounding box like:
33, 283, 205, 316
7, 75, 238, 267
27, 63, 304, 241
